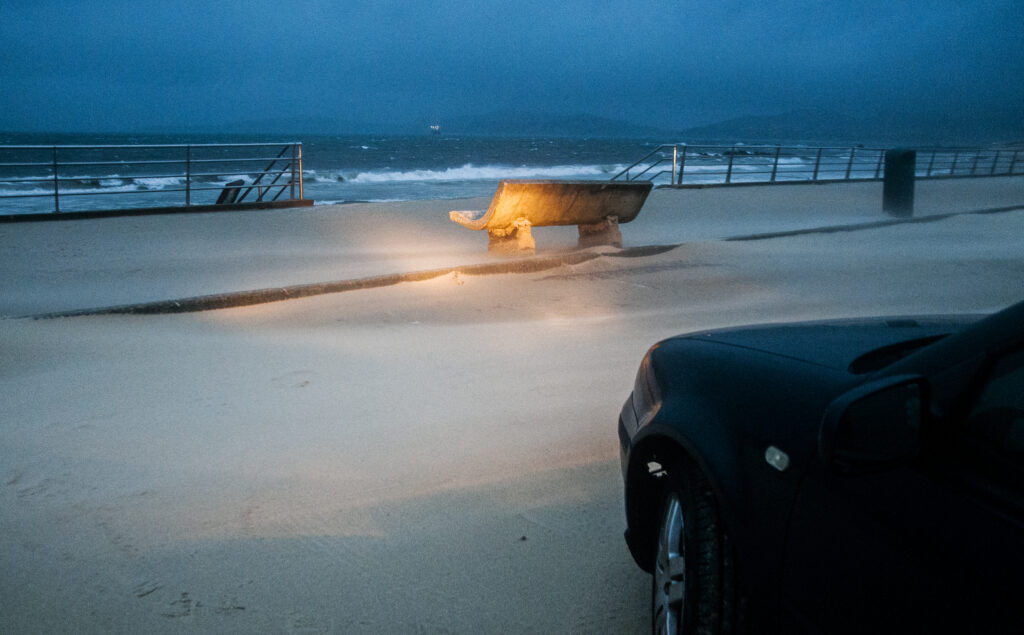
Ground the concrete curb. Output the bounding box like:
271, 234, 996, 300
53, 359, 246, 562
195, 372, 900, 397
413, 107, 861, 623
723, 204, 1024, 241
22, 204, 1024, 319
0, 199, 314, 223
27, 249, 618, 318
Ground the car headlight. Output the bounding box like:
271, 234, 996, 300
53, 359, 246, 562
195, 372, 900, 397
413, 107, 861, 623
632, 345, 663, 425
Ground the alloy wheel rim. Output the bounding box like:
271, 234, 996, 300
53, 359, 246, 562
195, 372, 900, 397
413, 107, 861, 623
654, 493, 686, 634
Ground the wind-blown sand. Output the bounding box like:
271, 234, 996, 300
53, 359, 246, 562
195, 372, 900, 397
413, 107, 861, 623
3, 176, 1022, 317
1, 178, 1022, 633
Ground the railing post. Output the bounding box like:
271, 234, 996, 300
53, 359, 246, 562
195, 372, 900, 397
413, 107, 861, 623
297, 144, 304, 200
677, 146, 686, 185
970, 150, 980, 175
1009, 150, 1019, 174
725, 147, 735, 184
671, 146, 677, 185
950, 151, 959, 176
812, 148, 823, 181
925, 151, 935, 177
52, 146, 60, 213
185, 145, 191, 206
290, 144, 297, 200
990, 150, 1000, 175
874, 150, 884, 179
845, 147, 855, 180
770, 146, 781, 182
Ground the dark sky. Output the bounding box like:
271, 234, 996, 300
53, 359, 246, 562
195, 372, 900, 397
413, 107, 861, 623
2, 0, 1021, 135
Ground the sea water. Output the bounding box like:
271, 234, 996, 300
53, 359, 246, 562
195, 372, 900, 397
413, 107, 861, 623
0, 132, 881, 214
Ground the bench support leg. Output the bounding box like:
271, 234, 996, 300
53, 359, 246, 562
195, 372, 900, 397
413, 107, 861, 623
578, 215, 622, 248
487, 218, 535, 254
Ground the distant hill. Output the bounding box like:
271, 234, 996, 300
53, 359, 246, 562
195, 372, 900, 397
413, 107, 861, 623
145, 115, 391, 135
677, 109, 871, 144
675, 109, 1024, 146
208, 109, 919, 144
437, 112, 669, 139
143, 112, 669, 138
139, 108, 1021, 145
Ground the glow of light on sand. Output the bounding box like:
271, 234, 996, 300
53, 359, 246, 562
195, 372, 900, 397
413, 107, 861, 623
539, 312, 618, 328
114, 447, 620, 542
318, 208, 493, 274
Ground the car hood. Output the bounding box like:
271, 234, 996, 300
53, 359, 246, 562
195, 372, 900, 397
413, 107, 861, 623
675, 315, 983, 374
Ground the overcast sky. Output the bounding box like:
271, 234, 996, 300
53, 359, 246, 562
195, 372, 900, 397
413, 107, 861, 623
1, 0, 1021, 135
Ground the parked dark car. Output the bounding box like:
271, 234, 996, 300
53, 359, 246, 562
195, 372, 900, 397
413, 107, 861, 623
618, 300, 1023, 634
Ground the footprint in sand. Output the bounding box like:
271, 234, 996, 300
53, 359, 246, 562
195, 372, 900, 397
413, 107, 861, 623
286, 611, 331, 634
160, 592, 195, 618
271, 370, 317, 389
133, 580, 163, 598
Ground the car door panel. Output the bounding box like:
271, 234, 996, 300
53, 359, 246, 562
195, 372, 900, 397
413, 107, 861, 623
781, 346, 1024, 633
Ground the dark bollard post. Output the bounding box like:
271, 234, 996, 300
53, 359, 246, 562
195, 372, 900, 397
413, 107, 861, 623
883, 148, 915, 217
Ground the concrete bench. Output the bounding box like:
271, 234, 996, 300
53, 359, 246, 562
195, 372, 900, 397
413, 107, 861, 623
449, 180, 653, 252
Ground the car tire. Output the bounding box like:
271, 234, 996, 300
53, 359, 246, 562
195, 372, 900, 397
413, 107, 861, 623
652, 460, 738, 635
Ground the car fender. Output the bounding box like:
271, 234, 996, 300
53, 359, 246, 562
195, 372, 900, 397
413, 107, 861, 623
624, 337, 854, 604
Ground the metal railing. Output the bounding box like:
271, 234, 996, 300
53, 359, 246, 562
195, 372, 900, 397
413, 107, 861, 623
0, 142, 304, 214
612, 144, 1024, 186
915, 147, 1023, 179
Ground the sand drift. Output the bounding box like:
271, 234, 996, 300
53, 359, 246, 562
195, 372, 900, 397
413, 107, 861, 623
1, 179, 1023, 633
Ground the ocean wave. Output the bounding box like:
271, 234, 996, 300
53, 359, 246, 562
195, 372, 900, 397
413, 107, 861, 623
347, 163, 624, 184
313, 198, 407, 206
303, 169, 347, 183
133, 176, 188, 189
0, 186, 54, 197
0, 173, 256, 198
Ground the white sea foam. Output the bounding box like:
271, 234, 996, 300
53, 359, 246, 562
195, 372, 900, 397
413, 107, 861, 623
303, 169, 346, 183
214, 175, 252, 186
80, 182, 145, 193
683, 164, 735, 172
313, 198, 406, 206
0, 186, 54, 197
348, 163, 624, 184
0, 173, 216, 198
64, 173, 127, 187
134, 176, 187, 189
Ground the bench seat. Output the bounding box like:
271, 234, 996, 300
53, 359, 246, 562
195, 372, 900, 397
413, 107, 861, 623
450, 180, 653, 252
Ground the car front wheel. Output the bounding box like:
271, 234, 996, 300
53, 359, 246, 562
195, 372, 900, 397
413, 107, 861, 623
652, 461, 737, 635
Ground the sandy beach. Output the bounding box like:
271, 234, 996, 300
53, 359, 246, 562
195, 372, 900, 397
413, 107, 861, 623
2, 177, 1023, 633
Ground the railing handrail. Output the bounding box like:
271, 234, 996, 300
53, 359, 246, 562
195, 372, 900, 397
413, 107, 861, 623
611, 144, 676, 181
0, 156, 303, 169
237, 146, 291, 204
0, 186, 287, 197
0, 142, 303, 150
0, 169, 299, 183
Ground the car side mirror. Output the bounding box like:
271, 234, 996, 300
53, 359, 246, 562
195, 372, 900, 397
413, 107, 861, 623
819, 375, 926, 476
